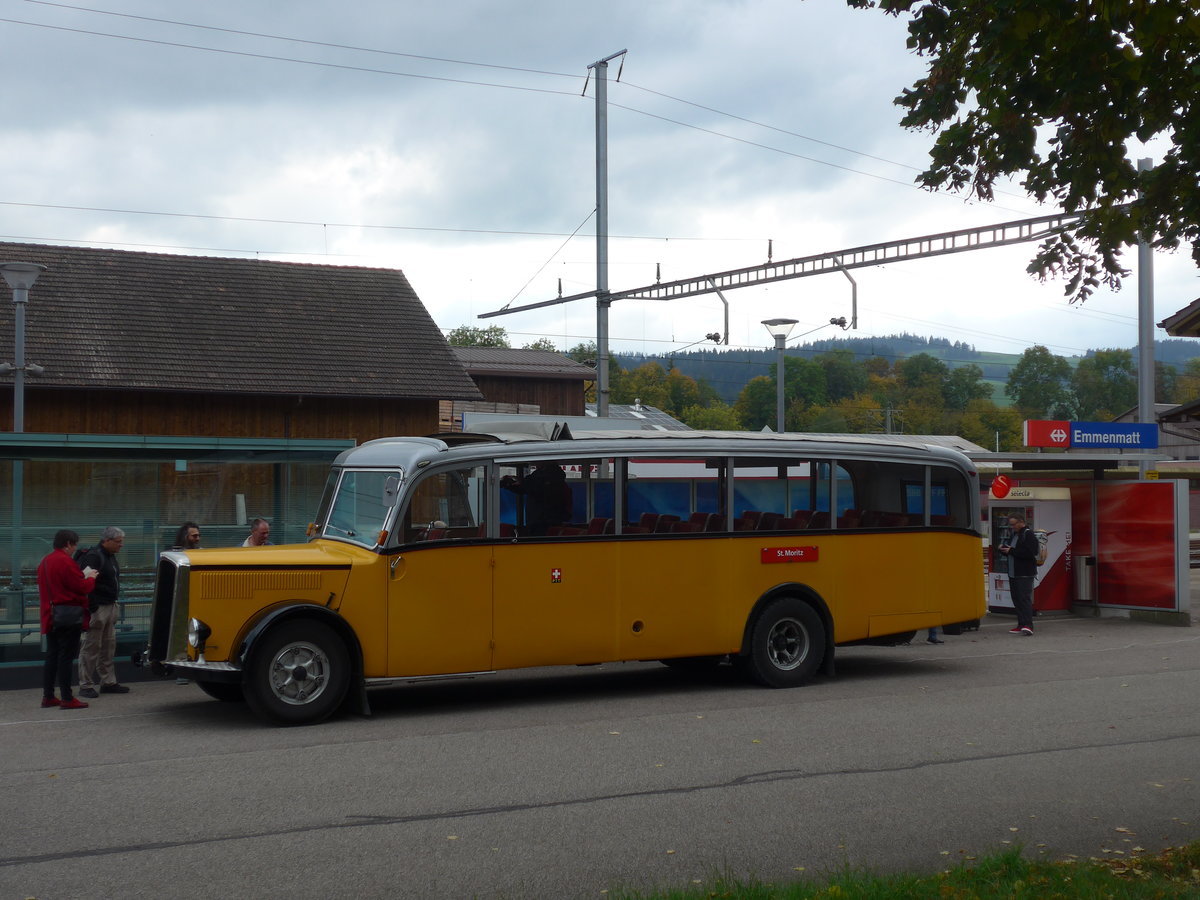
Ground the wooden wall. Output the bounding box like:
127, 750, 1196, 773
0, 388, 440, 442
469, 376, 586, 417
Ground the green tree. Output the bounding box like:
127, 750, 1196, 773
957, 399, 1025, 451
895, 353, 948, 393
1005, 345, 1074, 417
1173, 358, 1200, 404
777, 356, 828, 408
1156, 361, 1178, 403
664, 368, 703, 417
446, 324, 510, 347
616, 362, 670, 410
1072, 348, 1137, 419
735, 376, 777, 431
851, 1, 1200, 303
680, 402, 741, 430
522, 337, 558, 352
565, 341, 596, 364
815, 349, 868, 403
944, 364, 992, 411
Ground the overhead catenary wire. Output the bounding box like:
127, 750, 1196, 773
0, 1, 1140, 365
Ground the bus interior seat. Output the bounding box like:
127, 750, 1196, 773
758, 512, 784, 530
837, 509, 863, 528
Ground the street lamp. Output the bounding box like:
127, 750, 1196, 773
1, 262, 46, 595
761, 318, 798, 432
0, 263, 47, 432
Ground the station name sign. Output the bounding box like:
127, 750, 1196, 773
1024, 420, 1158, 450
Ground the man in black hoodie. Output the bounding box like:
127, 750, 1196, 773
78, 526, 131, 697
999, 514, 1038, 635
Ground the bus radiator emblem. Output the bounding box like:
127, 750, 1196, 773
551, 568, 562, 583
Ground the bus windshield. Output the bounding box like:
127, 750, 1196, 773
316, 469, 400, 547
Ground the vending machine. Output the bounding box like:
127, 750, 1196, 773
986, 482, 1072, 615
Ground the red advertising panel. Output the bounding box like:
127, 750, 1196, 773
1095, 483, 1176, 609
1024, 420, 1071, 448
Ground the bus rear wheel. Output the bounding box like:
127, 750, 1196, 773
742, 598, 824, 688
245, 620, 349, 726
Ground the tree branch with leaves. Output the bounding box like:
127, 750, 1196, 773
849, 0, 1200, 303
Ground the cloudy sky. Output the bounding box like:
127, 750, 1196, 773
0, 0, 1194, 367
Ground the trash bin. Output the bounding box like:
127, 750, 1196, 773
1074, 556, 1096, 603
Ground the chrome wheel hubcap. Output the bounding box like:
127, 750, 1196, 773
269, 641, 330, 705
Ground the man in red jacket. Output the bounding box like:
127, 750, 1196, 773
37, 529, 98, 709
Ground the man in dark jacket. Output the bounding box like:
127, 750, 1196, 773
501, 462, 571, 537
78, 526, 131, 697
999, 514, 1038, 635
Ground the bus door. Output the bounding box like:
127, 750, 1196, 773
387, 464, 493, 676
492, 460, 619, 668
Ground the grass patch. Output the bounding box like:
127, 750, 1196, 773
606, 840, 1200, 899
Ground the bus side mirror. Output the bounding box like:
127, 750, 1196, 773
383, 475, 401, 507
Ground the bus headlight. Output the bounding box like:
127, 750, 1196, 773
187, 617, 212, 650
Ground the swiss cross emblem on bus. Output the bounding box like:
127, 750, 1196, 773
551, 568, 562, 583
761, 546, 818, 564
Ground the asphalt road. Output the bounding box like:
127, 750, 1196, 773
1, 613, 1198, 900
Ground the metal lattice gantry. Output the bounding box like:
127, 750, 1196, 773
479, 209, 1084, 318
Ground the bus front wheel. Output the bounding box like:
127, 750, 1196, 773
245, 620, 349, 726
742, 598, 824, 688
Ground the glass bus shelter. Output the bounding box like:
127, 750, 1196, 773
0, 432, 354, 675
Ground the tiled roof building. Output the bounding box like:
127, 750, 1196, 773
0, 241, 481, 440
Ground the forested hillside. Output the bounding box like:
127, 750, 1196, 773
615, 335, 1200, 406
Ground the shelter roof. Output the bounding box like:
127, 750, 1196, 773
1158, 297, 1200, 337
0, 241, 482, 400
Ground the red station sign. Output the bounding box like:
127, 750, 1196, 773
1024, 419, 1071, 448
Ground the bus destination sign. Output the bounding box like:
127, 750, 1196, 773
761, 546, 819, 564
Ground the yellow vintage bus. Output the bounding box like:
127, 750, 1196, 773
147, 425, 985, 725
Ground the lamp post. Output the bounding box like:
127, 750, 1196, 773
1, 262, 46, 593
761, 318, 798, 433
1, 263, 47, 432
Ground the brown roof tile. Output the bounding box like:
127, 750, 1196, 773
453, 346, 596, 381
0, 242, 482, 400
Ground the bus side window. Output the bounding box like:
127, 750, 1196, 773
399, 465, 486, 543
623, 456, 724, 535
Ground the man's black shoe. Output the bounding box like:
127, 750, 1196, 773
99, 683, 131, 694
79, 687, 99, 699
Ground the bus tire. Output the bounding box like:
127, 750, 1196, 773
196, 680, 245, 703
742, 597, 824, 688
244, 620, 349, 726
